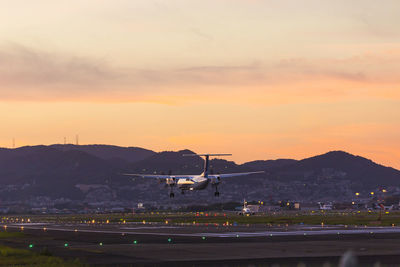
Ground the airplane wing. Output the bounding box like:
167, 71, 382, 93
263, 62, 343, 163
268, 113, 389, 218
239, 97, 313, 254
122, 173, 193, 179
208, 171, 264, 178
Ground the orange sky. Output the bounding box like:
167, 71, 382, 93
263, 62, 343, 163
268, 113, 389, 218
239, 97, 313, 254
0, 1, 399, 168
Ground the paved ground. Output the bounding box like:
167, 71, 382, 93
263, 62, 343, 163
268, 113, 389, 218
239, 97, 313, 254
2, 222, 400, 266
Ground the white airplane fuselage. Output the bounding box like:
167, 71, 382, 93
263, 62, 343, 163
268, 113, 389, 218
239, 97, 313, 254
176, 176, 210, 191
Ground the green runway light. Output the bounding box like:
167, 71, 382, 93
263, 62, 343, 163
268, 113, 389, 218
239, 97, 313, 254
28, 244, 34, 248
64, 243, 68, 247
133, 240, 137, 244
167, 238, 172, 242
202, 236, 206, 240
99, 242, 103, 246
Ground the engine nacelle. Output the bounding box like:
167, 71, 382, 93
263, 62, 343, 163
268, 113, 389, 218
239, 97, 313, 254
166, 178, 176, 186
211, 177, 220, 185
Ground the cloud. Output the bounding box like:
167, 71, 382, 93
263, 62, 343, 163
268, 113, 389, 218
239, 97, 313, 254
0, 43, 399, 103
0, 44, 115, 87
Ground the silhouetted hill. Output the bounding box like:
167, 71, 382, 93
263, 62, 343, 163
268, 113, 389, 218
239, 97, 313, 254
128, 150, 203, 175
50, 144, 155, 163
0, 146, 119, 199
242, 159, 297, 171
276, 151, 400, 187
0, 146, 400, 202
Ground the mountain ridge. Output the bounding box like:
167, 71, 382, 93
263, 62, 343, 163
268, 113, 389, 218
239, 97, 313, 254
0, 145, 399, 202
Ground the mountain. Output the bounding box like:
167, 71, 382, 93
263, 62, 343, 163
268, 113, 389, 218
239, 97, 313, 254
270, 151, 400, 186
242, 159, 297, 171
0, 146, 120, 200
0, 146, 399, 203
50, 144, 155, 163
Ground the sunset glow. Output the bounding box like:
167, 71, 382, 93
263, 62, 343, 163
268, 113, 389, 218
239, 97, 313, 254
1, 0, 399, 167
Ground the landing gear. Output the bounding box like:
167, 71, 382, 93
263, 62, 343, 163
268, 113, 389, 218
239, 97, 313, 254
168, 181, 176, 198
214, 185, 220, 197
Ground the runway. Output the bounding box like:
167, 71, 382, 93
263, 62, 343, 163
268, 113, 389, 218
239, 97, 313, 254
2, 222, 400, 266
6, 221, 400, 238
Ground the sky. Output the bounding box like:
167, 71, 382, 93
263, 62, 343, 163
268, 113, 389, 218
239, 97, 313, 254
0, 0, 399, 168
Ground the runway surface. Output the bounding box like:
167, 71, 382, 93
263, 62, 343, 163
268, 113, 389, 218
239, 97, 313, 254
2, 222, 400, 266
7, 221, 400, 237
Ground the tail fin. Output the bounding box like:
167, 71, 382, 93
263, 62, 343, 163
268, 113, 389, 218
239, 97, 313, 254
183, 153, 232, 178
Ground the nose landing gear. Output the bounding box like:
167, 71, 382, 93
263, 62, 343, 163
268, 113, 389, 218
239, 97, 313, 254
169, 192, 175, 198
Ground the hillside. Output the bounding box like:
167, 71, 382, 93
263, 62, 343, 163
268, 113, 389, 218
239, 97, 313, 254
50, 144, 155, 162
0, 146, 399, 203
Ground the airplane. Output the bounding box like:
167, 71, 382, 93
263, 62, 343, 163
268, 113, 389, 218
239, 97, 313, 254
238, 199, 253, 215
123, 153, 264, 198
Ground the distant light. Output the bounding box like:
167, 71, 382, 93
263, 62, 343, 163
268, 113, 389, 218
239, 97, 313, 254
202, 236, 206, 240
106, 220, 109, 224
352, 202, 355, 205
236, 234, 239, 238
382, 189, 387, 193
29, 244, 34, 248
99, 242, 103, 246
64, 243, 68, 247
355, 192, 360, 196
133, 240, 137, 244
167, 238, 172, 242
92, 219, 95, 224
74, 229, 78, 232
370, 192, 374, 195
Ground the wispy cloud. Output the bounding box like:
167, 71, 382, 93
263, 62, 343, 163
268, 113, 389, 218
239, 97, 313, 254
0, 44, 114, 86
0, 43, 399, 103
